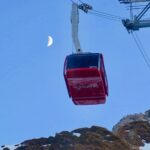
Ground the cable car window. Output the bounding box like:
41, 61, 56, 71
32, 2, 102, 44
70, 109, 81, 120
67, 54, 99, 69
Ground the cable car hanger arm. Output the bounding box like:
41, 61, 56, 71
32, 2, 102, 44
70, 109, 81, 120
71, 2, 82, 53
71, 2, 92, 53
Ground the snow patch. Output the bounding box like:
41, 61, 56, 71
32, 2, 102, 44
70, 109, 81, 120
125, 130, 130, 132
140, 143, 150, 150
0, 144, 20, 150
73, 133, 81, 137
42, 144, 51, 147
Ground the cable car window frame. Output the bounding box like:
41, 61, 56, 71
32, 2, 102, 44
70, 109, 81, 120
66, 54, 99, 70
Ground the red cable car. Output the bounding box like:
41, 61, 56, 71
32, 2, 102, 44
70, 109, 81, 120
64, 53, 108, 105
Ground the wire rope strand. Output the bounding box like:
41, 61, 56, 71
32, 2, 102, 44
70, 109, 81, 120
92, 9, 123, 20
131, 32, 150, 69
134, 32, 150, 62
89, 11, 122, 22
90, 11, 121, 20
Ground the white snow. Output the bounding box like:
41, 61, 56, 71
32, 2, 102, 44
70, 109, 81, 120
73, 133, 81, 137
106, 134, 111, 137
42, 144, 51, 147
140, 143, 150, 150
0, 144, 20, 150
125, 130, 130, 132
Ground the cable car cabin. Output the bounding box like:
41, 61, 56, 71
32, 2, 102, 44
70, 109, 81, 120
64, 53, 108, 105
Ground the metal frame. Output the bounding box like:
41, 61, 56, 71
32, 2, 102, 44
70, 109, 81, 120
119, 0, 150, 32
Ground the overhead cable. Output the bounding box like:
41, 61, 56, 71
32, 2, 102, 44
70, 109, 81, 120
131, 32, 150, 69
92, 9, 123, 20
89, 10, 122, 22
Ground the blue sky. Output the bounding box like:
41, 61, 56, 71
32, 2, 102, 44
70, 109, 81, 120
0, 0, 150, 145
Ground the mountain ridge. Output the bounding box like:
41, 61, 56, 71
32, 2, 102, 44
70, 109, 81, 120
1, 109, 150, 150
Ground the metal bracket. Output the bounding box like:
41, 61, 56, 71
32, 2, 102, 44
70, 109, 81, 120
78, 3, 92, 13
120, 0, 150, 32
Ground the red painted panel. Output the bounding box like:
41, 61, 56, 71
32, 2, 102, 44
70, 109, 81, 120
65, 68, 106, 105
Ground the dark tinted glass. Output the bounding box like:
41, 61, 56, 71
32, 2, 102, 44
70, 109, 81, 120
67, 53, 99, 69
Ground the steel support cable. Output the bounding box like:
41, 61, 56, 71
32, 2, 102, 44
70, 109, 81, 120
88, 11, 122, 22
134, 32, 150, 62
131, 32, 150, 69
92, 9, 123, 20
136, 2, 150, 21
88, 12, 120, 22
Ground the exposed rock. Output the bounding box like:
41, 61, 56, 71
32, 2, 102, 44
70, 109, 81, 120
2, 109, 150, 150
14, 126, 131, 150
21, 138, 51, 146
112, 113, 149, 134
112, 109, 150, 150
3, 148, 10, 150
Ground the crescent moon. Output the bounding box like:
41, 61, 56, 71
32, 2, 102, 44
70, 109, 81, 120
47, 36, 53, 47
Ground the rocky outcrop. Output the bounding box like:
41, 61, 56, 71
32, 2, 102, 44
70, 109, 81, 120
112, 109, 150, 150
13, 126, 131, 150
1, 109, 150, 150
